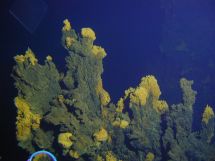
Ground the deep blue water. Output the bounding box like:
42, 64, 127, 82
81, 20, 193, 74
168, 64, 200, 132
1, 0, 215, 160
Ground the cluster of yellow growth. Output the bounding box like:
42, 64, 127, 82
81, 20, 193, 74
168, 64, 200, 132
92, 45, 107, 58
58, 132, 73, 149
140, 75, 161, 99
112, 119, 120, 127
69, 150, 80, 159
97, 155, 104, 161
14, 55, 25, 63
81, 28, 96, 41
139, 75, 168, 113
65, 36, 75, 48
116, 88, 133, 111
25, 48, 38, 65
116, 98, 124, 113
124, 88, 134, 98
145, 152, 155, 161
62, 19, 71, 31
14, 48, 38, 66
119, 120, 129, 128
101, 107, 113, 121
116, 88, 135, 112
202, 105, 214, 124
15, 97, 41, 141
105, 151, 117, 161
130, 86, 148, 107
119, 75, 168, 113
152, 100, 168, 113
96, 79, 110, 106
107, 134, 112, 143
15, 97, 31, 141
31, 115, 41, 129
120, 80, 149, 107
97, 152, 121, 161
94, 128, 108, 142
112, 118, 129, 129
46, 55, 53, 61
58, 95, 65, 103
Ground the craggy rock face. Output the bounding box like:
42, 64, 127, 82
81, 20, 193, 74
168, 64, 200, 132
12, 19, 215, 161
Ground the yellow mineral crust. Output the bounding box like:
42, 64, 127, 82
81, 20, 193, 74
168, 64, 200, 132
25, 48, 38, 65
202, 105, 214, 124
112, 118, 129, 129
105, 151, 117, 161
145, 152, 155, 161
140, 75, 161, 100
69, 150, 80, 159
81, 27, 96, 41
130, 86, 148, 106
92, 45, 107, 58
15, 97, 41, 141
153, 100, 168, 113
119, 120, 129, 129
65, 36, 75, 48
119, 75, 168, 114
116, 98, 124, 113
96, 155, 104, 161
14, 48, 38, 66
58, 132, 73, 149
46, 55, 53, 61
94, 128, 108, 142
96, 79, 110, 106
14, 55, 25, 63
62, 19, 71, 31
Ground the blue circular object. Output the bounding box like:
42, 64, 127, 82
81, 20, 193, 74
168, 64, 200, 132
28, 150, 57, 161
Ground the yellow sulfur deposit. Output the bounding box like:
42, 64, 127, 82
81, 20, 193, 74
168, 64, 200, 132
15, 97, 31, 141
81, 27, 96, 40
14, 55, 25, 63
116, 98, 124, 113
145, 152, 155, 161
112, 118, 129, 129
97, 155, 104, 161
94, 128, 108, 142
96, 79, 110, 106
153, 100, 168, 113
25, 48, 38, 66
62, 19, 71, 31
14, 48, 38, 65
105, 151, 117, 161
119, 120, 129, 129
65, 36, 75, 48
130, 86, 148, 106
112, 119, 121, 127
58, 94, 65, 103
140, 75, 161, 100
46, 55, 53, 61
69, 150, 80, 159
92, 45, 107, 58
58, 132, 73, 149
31, 114, 41, 130
15, 97, 41, 141
124, 87, 135, 98
202, 105, 214, 124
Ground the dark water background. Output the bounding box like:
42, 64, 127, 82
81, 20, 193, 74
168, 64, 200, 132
1, 0, 215, 160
